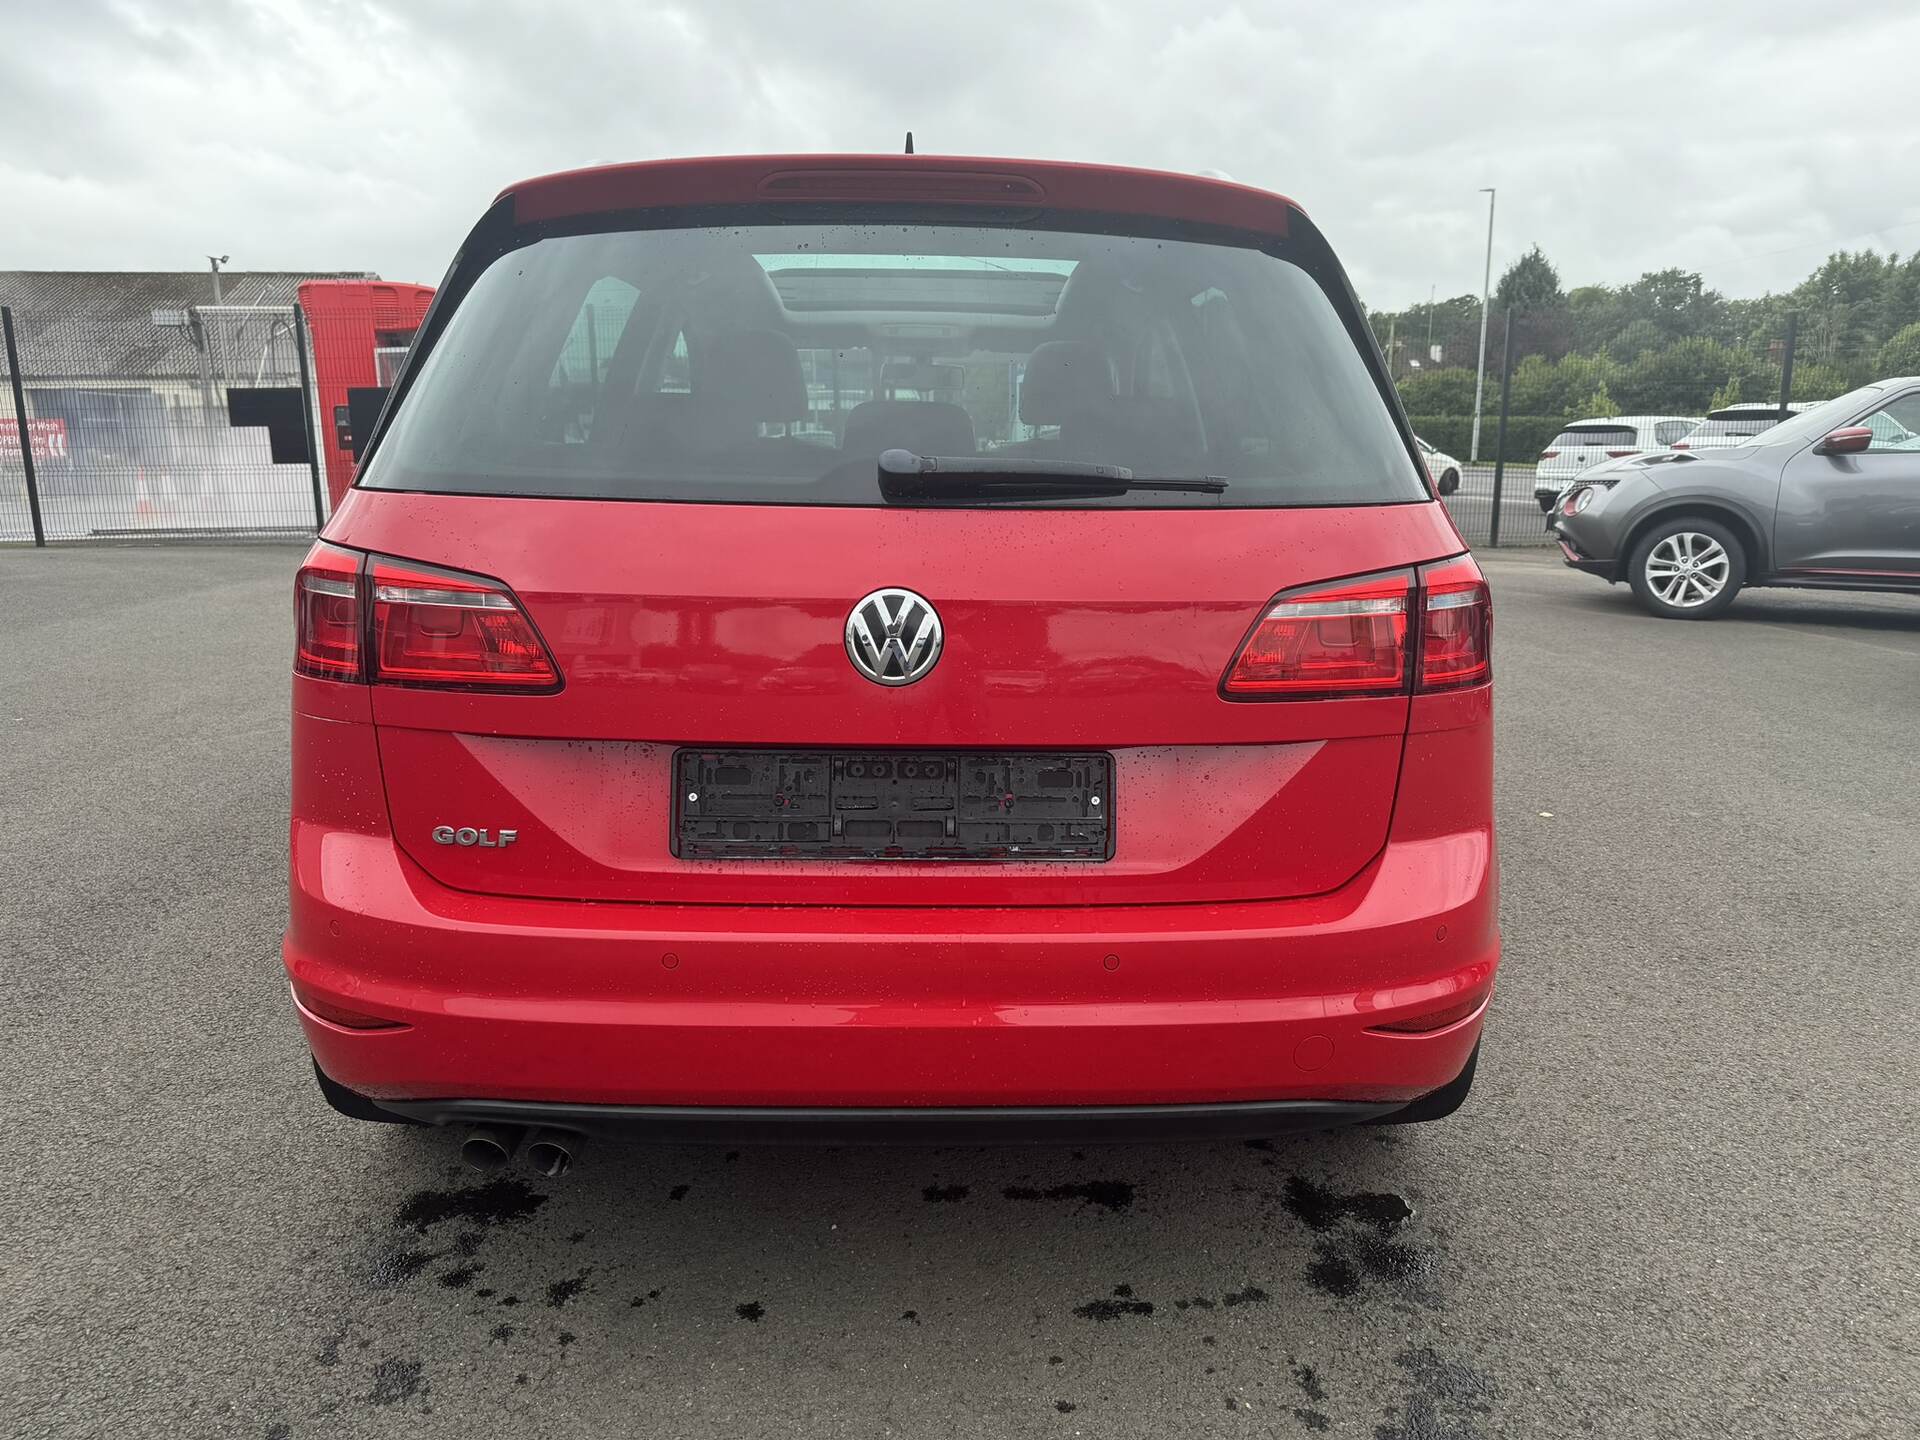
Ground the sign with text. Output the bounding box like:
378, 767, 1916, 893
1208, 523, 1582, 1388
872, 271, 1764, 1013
0, 417, 69, 461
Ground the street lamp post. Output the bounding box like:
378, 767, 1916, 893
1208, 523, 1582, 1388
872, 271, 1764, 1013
207, 254, 229, 306
1469, 189, 1495, 462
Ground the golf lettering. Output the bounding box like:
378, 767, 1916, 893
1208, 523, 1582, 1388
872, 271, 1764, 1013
431, 826, 519, 848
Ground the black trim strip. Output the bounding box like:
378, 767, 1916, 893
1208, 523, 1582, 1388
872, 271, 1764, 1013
373, 1096, 1401, 1144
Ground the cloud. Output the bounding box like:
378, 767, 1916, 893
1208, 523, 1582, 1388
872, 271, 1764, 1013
3, 0, 1917, 303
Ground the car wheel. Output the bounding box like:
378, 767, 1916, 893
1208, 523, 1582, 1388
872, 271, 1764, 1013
1439, 468, 1460, 496
1627, 517, 1745, 620
1536, 493, 1555, 513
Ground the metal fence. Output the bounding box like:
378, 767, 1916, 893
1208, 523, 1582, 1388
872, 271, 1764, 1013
2, 303, 324, 544
1436, 463, 1556, 549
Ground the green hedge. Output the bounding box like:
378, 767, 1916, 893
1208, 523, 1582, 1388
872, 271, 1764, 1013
1408, 415, 1566, 465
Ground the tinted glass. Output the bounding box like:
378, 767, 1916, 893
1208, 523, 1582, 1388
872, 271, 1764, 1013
1862, 393, 1920, 451
1551, 427, 1636, 449
1690, 416, 1779, 439
360, 221, 1422, 508
1761, 384, 1891, 448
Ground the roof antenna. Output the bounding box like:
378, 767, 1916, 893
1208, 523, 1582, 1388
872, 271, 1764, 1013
904, 131, 914, 155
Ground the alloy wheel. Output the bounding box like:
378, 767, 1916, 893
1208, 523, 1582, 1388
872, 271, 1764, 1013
1644, 531, 1731, 608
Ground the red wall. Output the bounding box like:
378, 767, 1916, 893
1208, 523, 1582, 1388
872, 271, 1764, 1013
298, 280, 434, 509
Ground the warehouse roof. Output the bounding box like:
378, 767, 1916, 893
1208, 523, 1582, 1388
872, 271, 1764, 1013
0, 270, 375, 379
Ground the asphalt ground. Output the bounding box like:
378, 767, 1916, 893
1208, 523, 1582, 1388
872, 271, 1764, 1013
3, 543, 1916, 1439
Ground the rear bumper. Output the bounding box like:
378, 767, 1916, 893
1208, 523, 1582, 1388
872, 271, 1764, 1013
286, 691, 1497, 1116
287, 822, 1498, 1113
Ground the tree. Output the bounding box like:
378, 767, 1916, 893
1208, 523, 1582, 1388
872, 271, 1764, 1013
1496, 245, 1564, 314
1396, 366, 1478, 415
1578, 379, 1616, 418
1620, 268, 1715, 338
1876, 320, 1920, 377
1373, 242, 1920, 421
1607, 319, 1664, 364
1790, 362, 1850, 402
1614, 338, 1742, 413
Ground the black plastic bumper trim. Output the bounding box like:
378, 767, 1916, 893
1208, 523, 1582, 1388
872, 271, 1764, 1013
372, 1095, 1403, 1145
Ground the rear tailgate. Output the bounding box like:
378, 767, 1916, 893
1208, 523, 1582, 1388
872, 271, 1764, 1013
340, 489, 1462, 907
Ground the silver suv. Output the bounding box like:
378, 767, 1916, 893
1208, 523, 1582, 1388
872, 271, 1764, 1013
1550, 379, 1920, 619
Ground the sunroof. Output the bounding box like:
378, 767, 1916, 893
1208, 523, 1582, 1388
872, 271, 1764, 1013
759, 257, 1076, 315
755, 254, 1077, 274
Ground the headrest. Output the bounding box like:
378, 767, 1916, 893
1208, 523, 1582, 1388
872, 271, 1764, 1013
1019, 341, 1116, 426
692, 330, 807, 429
840, 399, 976, 460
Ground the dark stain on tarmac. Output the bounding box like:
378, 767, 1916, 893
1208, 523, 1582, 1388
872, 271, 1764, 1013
1284, 1176, 1413, 1234
368, 1246, 439, 1290
1003, 1180, 1134, 1213
365, 1356, 425, 1407
1073, 1285, 1155, 1322
394, 1178, 549, 1233
1374, 1345, 1497, 1439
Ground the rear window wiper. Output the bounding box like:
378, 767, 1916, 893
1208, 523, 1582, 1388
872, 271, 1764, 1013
878, 448, 1229, 502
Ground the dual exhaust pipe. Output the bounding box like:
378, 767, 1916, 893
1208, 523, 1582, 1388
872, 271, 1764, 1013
460, 1125, 582, 1177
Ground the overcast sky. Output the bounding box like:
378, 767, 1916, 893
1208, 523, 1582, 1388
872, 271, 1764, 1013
7, 0, 1919, 307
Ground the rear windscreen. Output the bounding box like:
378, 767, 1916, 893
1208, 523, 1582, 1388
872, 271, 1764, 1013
358, 218, 1423, 508
1551, 427, 1636, 449
1693, 417, 1778, 439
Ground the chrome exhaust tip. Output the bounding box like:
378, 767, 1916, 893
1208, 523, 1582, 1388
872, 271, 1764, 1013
525, 1128, 580, 1178
459, 1124, 523, 1174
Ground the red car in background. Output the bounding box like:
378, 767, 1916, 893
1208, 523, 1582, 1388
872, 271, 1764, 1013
285, 154, 1497, 1173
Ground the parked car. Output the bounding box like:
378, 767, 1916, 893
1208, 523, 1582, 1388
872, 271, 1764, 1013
1551, 378, 1920, 618
1416, 435, 1462, 495
1534, 415, 1698, 511
1668, 401, 1814, 451
286, 154, 1498, 1167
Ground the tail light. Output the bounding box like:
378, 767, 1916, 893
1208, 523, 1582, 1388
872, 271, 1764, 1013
1221, 571, 1411, 697
370, 557, 560, 690
1670, 441, 1691, 450
294, 542, 364, 680
1222, 556, 1490, 700
293, 543, 561, 691
1540, 449, 1559, 460
1604, 448, 1639, 458
1416, 554, 1492, 690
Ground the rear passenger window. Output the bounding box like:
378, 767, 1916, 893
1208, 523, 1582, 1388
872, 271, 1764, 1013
1653, 421, 1692, 446
549, 277, 641, 442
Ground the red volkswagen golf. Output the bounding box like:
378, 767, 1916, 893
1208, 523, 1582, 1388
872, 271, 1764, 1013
286, 155, 1497, 1173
